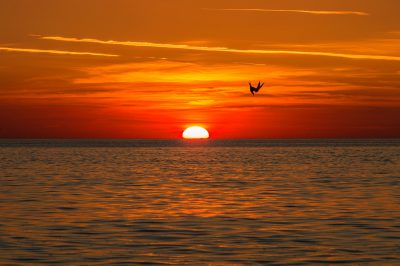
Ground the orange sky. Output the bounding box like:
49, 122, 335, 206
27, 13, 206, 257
1, 0, 400, 138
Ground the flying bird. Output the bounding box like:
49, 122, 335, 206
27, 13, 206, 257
249, 81, 264, 96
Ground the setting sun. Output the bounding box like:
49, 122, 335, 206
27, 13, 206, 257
182, 126, 210, 139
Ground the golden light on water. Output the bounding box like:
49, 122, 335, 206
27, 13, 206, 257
182, 126, 210, 139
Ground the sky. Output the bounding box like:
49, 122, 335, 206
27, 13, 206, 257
1, 0, 400, 138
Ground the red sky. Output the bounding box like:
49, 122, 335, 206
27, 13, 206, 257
1, 0, 400, 138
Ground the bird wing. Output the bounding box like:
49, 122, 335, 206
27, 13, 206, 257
249, 81, 264, 95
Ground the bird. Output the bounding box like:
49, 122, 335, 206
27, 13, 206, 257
249, 81, 264, 96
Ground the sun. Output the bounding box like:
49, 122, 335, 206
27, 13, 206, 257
182, 126, 210, 139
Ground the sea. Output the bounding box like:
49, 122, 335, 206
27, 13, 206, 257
0, 139, 399, 265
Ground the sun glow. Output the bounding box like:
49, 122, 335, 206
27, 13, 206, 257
182, 126, 210, 139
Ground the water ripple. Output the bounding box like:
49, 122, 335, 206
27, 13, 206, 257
0, 140, 399, 264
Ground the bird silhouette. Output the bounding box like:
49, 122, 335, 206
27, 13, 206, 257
249, 81, 264, 96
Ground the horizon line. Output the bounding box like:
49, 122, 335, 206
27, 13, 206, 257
0, 138, 399, 140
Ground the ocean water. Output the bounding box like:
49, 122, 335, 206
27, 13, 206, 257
0, 139, 399, 265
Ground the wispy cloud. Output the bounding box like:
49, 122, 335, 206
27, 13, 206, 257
40, 36, 400, 61
0, 47, 118, 57
73, 60, 306, 84
75, 60, 400, 108
71, 60, 315, 111
205, 8, 369, 16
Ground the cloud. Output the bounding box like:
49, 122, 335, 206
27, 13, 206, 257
39, 36, 400, 62
205, 8, 369, 16
0, 47, 118, 57
73, 60, 311, 85
69, 60, 312, 110
258, 38, 400, 55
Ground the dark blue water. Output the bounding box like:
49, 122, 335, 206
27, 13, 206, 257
0, 140, 399, 264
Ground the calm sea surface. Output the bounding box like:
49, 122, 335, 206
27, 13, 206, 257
1, 139, 400, 265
